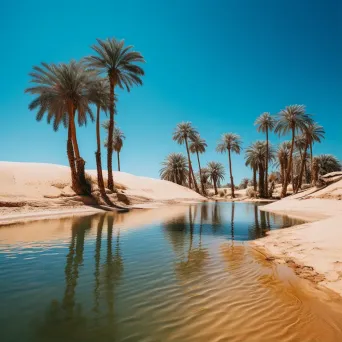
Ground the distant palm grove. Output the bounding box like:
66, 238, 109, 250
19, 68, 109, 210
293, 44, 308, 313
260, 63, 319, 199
26, 38, 144, 206
161, 105, 341, 198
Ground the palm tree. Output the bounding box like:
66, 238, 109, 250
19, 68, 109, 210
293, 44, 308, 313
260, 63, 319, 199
275, 141, 292, 187
172, 122, 200, 192
245, 150, 258, 192
245, 141, 269, 197
26, 61, 94, 195
88, 77, 112, 202
255, 112, 276, 197
104, 127, 125, 172
189, 134, 207, 194
239, 178, 249, 190
207, 161, 225, 195
85, 38, 145, 192
307, 123, 325, 181
295, 122, 325, 192
160, 153, 189, 185
312, 154, 341, 185
275, 105, 312, 197
113, 128, 125, 171
199, 167, 210, 192
216, 133, 242, 198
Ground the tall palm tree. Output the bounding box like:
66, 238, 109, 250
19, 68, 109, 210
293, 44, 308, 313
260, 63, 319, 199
295, 122, 325, 192
172, 122, 200, 192
216, 133, 242, 198
160, 153, 189, 185
105, 127, 125, 172
245, 141, 272, 198
255, 112, 276, 197
26, 61, 94, 194
189, 134, 207, 194
275, 105, 312, 197
275, 141, 292, 187
207, 161, 225, 195
85, 38, 145, 192
88, 77, 112, 202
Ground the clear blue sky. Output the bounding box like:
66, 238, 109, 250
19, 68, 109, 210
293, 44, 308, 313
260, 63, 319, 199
1, 0, 341, 183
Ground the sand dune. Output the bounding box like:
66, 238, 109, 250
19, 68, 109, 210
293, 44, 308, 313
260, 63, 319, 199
0, 162, 205, 223
253, 180, 342, 296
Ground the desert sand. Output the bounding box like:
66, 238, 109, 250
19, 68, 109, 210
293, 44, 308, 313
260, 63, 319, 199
253, 179, 342, 296
0, 161, 205, 224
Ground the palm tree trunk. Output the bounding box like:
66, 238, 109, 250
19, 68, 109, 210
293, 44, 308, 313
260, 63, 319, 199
280, 162, 284, 187
265, 128, 269, 198
67, 120, 82, 194
107, 78, 115, 192
95, 106, 112, 206
213, 178, 218, 195
310, 142, 313, 183
69, 106, 89, 194
253, 167, 257, 191
196, 151, 205, 194
296, 140, 309, 193
117, 152, 120, 171
190, 163, 200, 193
281, 127, 295, 198
258, 164, 265, 198
228, 149, 235, 198
185, 138, 193, 189
185, 139, 199, 193
95, 106, 106, 195
304, 161, 309, 184
291, 162, 295, 194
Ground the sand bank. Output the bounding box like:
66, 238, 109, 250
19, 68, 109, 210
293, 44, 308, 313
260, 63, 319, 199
253, 180, 342, 296
0, 162, 205, 225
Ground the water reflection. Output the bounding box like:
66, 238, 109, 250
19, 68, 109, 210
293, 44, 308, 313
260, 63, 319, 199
0, 203, 307, 342
164, 202, 303, 242
35, 214, 123, 341
172, 206, 209, 280
35, 216, 93, 341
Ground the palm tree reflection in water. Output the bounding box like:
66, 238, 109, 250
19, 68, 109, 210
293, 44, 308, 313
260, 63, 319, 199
163, 205, 209, 280
231, 202, 235, 243
36, 214, 123, 341
104, 214, 123, 323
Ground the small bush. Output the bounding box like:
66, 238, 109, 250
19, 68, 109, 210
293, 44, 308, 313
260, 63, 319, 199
223, 189, 227, 195
219, 190, 225, 197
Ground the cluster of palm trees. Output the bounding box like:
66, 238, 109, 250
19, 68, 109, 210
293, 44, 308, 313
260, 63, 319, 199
247, 105, 328, 198
160, 122, 242, 197
26, 38, 144, 205
161, 105, 341, 198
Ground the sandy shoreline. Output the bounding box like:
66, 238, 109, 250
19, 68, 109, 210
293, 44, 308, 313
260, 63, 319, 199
252, 180, 342, 296
0, 206, 107, 226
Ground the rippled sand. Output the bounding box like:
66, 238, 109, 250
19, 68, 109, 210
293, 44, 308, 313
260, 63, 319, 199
119, 242, 342, 342
1, 205, 342, 342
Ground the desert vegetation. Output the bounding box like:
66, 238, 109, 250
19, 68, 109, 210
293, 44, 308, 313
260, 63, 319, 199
161, 106, 341, 199
26, 37, 145, 206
